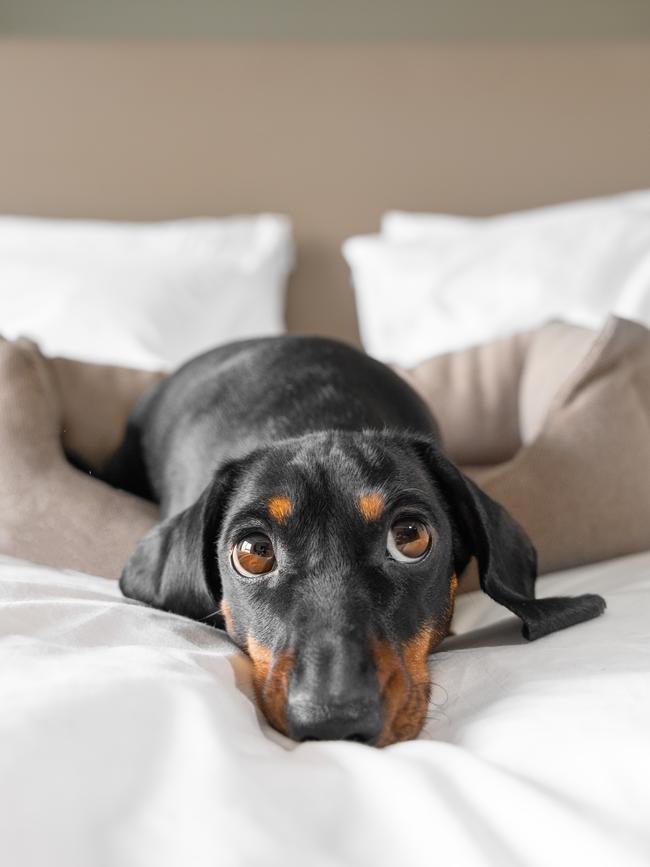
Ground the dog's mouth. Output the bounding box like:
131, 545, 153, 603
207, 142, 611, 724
246, 625, 440, 747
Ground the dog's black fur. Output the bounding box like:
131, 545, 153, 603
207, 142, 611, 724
105, 336, 605, 745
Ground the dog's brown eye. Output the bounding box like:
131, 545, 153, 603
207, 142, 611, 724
387, 519, 432, 563
233, 534, 276, 577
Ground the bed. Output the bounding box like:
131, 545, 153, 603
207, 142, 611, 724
1, 37, 650, 867
1, 551, 649, 866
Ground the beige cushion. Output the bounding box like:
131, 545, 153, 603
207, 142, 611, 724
51, 356, 166, 470
518, 320, 598, 445
480, 316, 650, 575
0, 337, 159, 578
402, 316, 650, 579
394, 328, 533, 466
3, 318, 649, 584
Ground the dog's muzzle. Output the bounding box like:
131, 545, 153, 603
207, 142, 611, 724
286, 630, 383, 745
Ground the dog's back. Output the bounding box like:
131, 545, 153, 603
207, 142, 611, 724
105, 336, 438, 514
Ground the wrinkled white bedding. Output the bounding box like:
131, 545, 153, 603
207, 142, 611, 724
1, 551, 649, 867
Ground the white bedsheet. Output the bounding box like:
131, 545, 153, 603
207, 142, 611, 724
1, 551, 649, 867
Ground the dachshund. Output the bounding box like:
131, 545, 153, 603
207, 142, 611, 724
105, 336, 605, 747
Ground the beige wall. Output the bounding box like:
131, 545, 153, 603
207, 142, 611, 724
2, 0, 650, 38
1, 40, 649, 344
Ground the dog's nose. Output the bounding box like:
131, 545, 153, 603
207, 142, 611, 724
287, 699, 383, 745
286, 627, 382, 743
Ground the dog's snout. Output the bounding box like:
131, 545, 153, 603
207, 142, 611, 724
288, 698, 382, 745
286, 631, 382, 744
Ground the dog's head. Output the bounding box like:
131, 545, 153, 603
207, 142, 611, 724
121, 431, 605, 746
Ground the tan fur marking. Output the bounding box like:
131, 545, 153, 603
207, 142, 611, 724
372, 624, 435, 747
220, 600, 235, 638
246, 634, 293, 735
443, 573, 459, 639
358, 492, 385, 522
268, 495, 293, 523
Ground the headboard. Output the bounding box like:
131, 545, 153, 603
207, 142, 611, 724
1, 40, 649, 345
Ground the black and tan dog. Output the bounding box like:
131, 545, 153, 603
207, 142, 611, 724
105, 336, 605, 747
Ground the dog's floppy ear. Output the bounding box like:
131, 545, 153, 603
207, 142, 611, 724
119, 463, 240, 625
411, 438, 605, 640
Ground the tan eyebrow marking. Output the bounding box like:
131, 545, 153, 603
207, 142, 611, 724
358, 492, 385, 522
267, 495, 293, 523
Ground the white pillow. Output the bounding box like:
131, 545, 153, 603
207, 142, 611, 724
343, 191, 650, 367
0, 214, 294, 370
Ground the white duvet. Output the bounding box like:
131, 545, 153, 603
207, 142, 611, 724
1, 551, 649, 867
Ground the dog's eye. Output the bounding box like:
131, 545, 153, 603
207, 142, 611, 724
232, 534, 276, 577
387, 519, 432, 562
